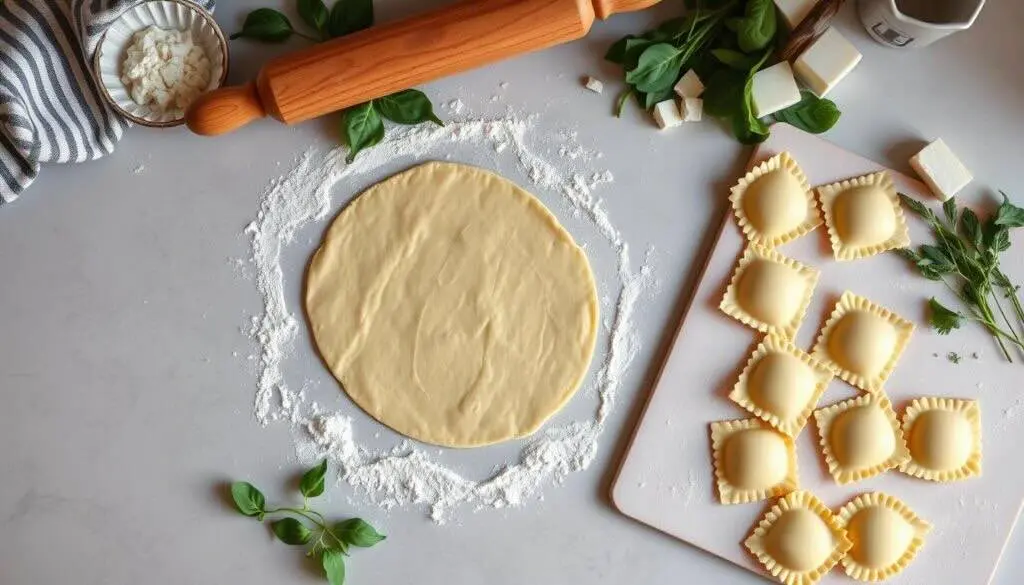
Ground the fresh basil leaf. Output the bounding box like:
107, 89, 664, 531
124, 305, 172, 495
300, 459, 328, 498
898, 193, 935, 221
613, 89, 634, 118
995, 190, 1024, 228
736, 0, 777, 53
711, 48, 758, 70
376, 90, 443, 126
342, 102, 384, 163
328, 0, 374, 38
929, 298, 964, 334
943, 197, 958, 226
773, 91, 841, 134
230, 482, 266, 517
322, 549, 346, 585
336, 518, 386, 547
298, 0, 329, 33
230, 9, 294, 43
961, 207, 983, 249
625, 43, 684, 94
271, 518, 313, 545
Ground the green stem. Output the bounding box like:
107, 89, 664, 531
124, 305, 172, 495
991, 292, 1023, 355
976, 296, 1015, 361
265, 506, 347, 549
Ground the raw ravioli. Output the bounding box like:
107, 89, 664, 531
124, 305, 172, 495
900, 397, 982, 482
730, 152, 820, 248
720, 243, 820, 339
836, 492, 931, 582
710, 418, 799, 504
818, 171, 910, 261
813, 394, 910, 484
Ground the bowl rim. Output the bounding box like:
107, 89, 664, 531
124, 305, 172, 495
93, 0, 230, 128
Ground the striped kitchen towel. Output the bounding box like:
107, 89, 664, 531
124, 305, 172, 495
0, 0, 214, 206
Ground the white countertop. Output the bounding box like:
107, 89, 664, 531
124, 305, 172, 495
1, 1, 1021, 584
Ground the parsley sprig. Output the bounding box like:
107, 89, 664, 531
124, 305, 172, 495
231, 460, 385, 585
895, 192, 1024, 362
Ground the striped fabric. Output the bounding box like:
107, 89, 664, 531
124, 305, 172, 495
0, 0, 214, 205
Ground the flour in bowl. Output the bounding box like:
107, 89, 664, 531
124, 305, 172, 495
121, 26, 211, 113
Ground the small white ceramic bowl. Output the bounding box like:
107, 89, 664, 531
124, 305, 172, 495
95, 0, 228, 127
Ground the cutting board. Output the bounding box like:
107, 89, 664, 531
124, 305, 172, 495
611, 123, 1024, 584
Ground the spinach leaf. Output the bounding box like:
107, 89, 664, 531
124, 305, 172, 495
377, 90, 443, 126
230, 8, 294, 43
625, 44, 684, 94
773, 91, 841, 134
711, 48, 758, 70
736, 0, 777, 53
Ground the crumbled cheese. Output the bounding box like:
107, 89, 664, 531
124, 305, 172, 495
793, 27, 862, 97
681, 97, 703, 122
120, 25, 212, 114
751, 61, 802, 117
584, 76, 604, 94
674, 69, 704, 99
773, 0, 817, 28
653, 100, 683, 129
909, 139, 973, 201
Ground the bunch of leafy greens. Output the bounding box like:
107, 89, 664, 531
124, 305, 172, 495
605, 0, 840, 144
895, 192, 1024, 362
231, 460, 385, 585
231, 0, 443, 162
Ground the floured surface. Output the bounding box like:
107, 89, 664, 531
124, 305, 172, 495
306, 162, 599, 447
612, 124, 1024, 584
242, 109, 654, 522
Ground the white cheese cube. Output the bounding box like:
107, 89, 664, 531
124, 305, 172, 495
652, 99, 683, 129
793, 27, 862, 97
680, 97, 703, 122
909, 138, 973, 201
584, 76, 604, 94
773, 0, 817, 29
674, 69, 704, 99
751, 62, 802, 118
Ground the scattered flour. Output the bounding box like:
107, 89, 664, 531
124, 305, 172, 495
242, 108, 652, 523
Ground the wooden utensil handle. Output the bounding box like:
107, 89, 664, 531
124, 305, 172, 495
188, 0, 660, 135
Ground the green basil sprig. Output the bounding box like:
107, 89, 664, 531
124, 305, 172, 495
230, 459, 386, 585
231, 0, 443, 161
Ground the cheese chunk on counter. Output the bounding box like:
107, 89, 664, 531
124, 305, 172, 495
751, 62, 802, 118
794, 27, 863, 97
681, 97, 703, 122
584, 76, 604, 94
653, 99, 683, 129
773, 0, 817, 28
674, 69, 704, 99
909, 139, 973, 201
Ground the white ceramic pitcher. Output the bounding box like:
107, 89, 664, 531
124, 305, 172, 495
857, 0, 986, 48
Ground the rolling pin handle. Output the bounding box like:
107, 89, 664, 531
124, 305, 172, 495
186, 81, 268, 136
592, 0, 663, 19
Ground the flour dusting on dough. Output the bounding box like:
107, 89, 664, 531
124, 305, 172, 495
244, 109, 652, 522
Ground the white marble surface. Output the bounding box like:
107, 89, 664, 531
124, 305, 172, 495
1, 1, 1022, 584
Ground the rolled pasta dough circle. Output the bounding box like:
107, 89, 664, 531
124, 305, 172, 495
305, 162, 599, 447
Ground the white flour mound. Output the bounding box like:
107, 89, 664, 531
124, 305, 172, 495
243, 110, 653, 523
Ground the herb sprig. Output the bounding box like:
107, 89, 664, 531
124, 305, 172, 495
230, 0, 442, 161
895, 192, 1024, 362
231, 459, 385, 585
606, 0, 841, 143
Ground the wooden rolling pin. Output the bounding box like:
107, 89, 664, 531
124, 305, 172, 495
186, 0, 660, 135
